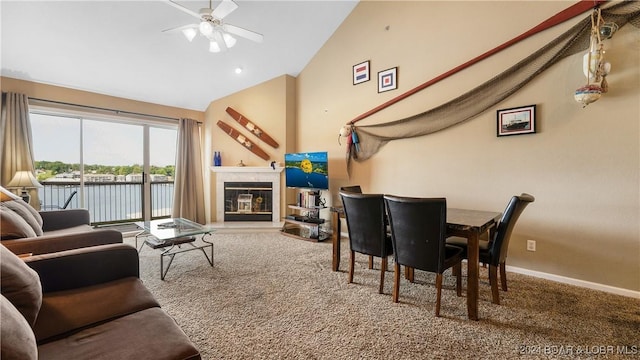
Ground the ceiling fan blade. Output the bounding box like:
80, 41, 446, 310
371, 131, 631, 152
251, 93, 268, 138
163, 0, 202, 20
162, 24, 198, 33
212, 0, 238, 19
223, 24, 264, 43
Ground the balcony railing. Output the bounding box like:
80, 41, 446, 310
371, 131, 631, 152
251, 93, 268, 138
38, 181, 174, 225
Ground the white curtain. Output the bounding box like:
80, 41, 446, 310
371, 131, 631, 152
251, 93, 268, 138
0, 92, 40, 208
172, 118, 206, 224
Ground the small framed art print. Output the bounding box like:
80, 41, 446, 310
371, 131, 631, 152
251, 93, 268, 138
497, 104, 536, 137
353, 61, 370, 85
378, 67, 397, 93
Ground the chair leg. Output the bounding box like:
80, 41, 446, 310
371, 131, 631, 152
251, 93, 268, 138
435, 273, 443, 317
393, 263, 400, 303
348, 250, 355, 284
369, 255, 374, 269
453, 263, 462, 297
489, 264, 500, 305
500, 262, 508, 291
379, 257, 387, 294
404, 266, 415, 283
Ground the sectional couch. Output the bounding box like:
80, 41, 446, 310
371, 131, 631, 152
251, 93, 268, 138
0, 186, 122, 255
0, 243, 201, 359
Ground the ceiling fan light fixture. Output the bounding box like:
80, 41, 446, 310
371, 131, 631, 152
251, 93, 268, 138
209, 41, 221, 53
181, 28, 197, 42
223, 33, 237, 48
199, 21, 214, 36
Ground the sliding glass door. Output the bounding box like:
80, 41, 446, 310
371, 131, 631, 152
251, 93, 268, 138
30, 111, 177, 225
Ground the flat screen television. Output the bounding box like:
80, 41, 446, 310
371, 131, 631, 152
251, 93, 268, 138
284, 151, 329, 190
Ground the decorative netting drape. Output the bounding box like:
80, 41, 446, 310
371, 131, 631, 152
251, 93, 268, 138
347, 1, 640, 167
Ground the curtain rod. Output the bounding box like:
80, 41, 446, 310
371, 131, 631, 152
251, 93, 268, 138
28, 97, 201, 123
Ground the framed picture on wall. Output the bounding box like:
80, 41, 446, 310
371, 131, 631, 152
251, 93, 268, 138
352, 60, 370, 85
378, 67, 397, 93
497, 104, 536, 137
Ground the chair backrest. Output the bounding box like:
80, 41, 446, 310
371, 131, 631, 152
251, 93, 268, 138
340, 185, 362, 194
489, 193, 535, 265
61, 191, 78, 209
339, 191, 391, 257
384, 195, 447, 273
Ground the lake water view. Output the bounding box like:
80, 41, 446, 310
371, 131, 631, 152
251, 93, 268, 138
39, 182, 174, 224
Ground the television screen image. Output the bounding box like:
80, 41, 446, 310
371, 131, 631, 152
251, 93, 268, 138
284, 152, 329, 190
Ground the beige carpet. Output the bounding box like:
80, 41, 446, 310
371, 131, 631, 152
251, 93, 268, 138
125, 232, 639, 359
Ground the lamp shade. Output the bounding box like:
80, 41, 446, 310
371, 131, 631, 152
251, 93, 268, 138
223, 33, 236, 48
182, 27, 197, 42
7, 171, 42, 189
209, 41, 221, 53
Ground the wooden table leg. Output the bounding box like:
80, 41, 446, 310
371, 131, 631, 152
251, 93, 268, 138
467, 231, 479, 320
332, 210, 341, 271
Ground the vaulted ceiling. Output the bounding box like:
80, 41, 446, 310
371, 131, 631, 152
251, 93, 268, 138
1, 1, 358, 111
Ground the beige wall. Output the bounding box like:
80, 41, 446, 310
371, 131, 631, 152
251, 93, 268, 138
296, 1, 639, 291
204, 75, 296, 222
1, 77, 204, 122
3, 1, 637, 292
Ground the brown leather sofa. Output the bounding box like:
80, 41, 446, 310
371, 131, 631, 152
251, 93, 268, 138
0, 243, 201, 360
0, 186, 122, 255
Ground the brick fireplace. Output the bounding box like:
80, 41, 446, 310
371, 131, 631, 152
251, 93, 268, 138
211, 166, 284, 223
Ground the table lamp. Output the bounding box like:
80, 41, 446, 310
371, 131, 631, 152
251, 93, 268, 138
6, 170, 43, 204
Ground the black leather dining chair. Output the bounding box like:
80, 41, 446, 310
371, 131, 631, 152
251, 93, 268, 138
340, 185, 377, 269
446, 193, 535, 305
339, 191, 393, 294
339, 185, 362, 194
383, 195, 463, 317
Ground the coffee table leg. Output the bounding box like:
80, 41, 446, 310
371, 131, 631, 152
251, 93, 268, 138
160, 250, 177, 281
200, 233, 214, 267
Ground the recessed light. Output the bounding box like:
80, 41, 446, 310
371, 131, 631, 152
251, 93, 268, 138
234, 67, 243, 74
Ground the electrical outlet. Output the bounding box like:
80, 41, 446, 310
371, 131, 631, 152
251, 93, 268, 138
527, 240, 536, 252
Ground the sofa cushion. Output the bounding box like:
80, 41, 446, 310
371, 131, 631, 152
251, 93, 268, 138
42, 224, 94, 237
34, 277, 160, 343
0, 295, 37, 360
0, 244, 42, 326
0, 205, 37, 240
3, 200, 43, 236
37, 307, 201, 360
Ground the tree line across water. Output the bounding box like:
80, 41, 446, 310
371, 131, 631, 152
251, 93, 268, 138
35, 161, 175, 181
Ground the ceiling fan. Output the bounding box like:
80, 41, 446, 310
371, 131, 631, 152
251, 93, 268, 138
162, 0, 263, 53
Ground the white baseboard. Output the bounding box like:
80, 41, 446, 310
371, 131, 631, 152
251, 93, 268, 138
338, 232, 640, 298
506, 265, 640, 299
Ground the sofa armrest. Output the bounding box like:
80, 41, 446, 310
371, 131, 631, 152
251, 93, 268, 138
24, 243, 139, 293
39, 209, 90, 231
1, 229, 123, 256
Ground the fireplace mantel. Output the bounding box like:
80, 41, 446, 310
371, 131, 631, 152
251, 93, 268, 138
211, 166, 283, 174
211, 166, 284, 223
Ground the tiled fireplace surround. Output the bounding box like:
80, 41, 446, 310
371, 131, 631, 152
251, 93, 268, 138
211, 166, 284, 223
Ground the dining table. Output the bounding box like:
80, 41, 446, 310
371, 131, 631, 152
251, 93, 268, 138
330, 206, 502, 321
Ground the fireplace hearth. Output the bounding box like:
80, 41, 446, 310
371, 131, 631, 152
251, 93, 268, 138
224, 182, 272, 221
211, 166, 284, 223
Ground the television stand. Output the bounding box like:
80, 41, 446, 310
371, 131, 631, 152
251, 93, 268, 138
281, 190, 329, 242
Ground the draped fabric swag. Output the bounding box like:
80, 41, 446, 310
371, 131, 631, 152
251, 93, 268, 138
347, 2, 640, 166
172, 118, 206, 224
0, 92, 40, 208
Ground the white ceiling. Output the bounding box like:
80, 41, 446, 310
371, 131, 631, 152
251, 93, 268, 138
1, 0, 358, 111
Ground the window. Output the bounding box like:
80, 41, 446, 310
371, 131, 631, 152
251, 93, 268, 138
30, 108, 177, 224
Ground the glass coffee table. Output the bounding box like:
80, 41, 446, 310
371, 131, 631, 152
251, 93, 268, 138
134, 218, 214, 280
